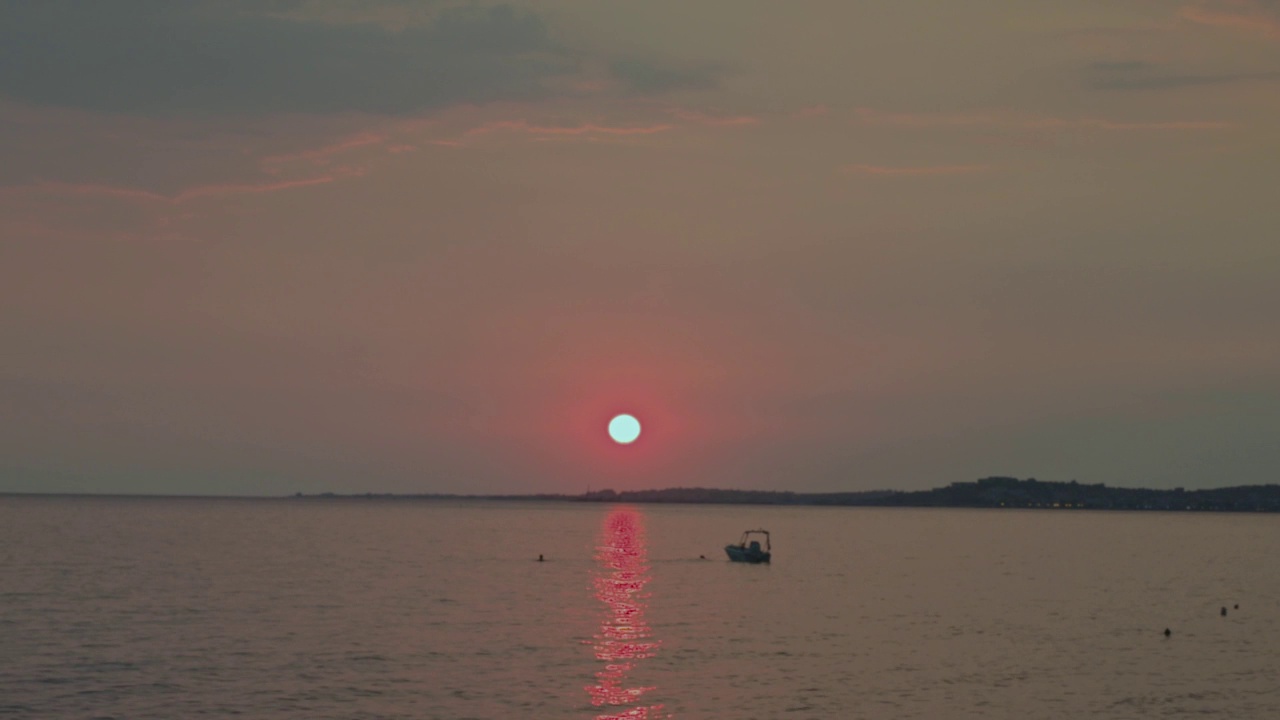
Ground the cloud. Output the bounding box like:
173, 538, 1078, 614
608, 58, 721, 94
853, 108, 1233, 131
666, 108, 760, 126
463, 120, 676, 139
0, 2, 575, 115
1094, 71, 1280, 90
3, 168, 363, 205
260, 132, 386, 170
434, 103, 764, 146
841, 164, 990, 177
1180, 0, 1280, 39
1086, 60, 1280, 90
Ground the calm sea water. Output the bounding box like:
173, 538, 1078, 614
2, 496, 1278, 719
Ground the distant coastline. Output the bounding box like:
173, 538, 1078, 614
292, 476, 1280, 513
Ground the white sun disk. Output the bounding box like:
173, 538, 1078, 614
608, 414, 641, 444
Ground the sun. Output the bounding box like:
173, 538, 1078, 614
608, 414, 641, 444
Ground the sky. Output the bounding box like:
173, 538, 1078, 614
2, 0, 1279, 496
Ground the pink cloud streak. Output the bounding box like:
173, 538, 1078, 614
854, 108, 1233, 131
260, 132, 386, 168
666, 108, 761, 126
465, 120, 676, 137
4, 170, 360, 206
1180, 1, 1280, 39
842, 164, 991, 177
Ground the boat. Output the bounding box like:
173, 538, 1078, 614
725, 529, 771, 563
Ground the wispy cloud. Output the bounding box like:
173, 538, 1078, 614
609, 58, 722, 94
841, 164, 990, 177
1094, 71, 1280, 90
1086, 59, 1280, 91
4, 169, 363, 205
431, 103, 774, 147
463, 120, 676, 138
260, 132, 386, 170
1180, 1, 1280, 39
853, 108, 1233, 131
0, 3, 575, 115
666, 108, 761, 126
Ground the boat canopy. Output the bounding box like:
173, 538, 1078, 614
737, 529, 771, 551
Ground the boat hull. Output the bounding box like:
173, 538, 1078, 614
724, 545, 770, 563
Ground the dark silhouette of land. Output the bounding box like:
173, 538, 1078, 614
295, 476, 1280, 512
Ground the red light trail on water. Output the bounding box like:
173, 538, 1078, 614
586, 507, 665, 719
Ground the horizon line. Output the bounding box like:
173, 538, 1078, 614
5, 477, 1279, 502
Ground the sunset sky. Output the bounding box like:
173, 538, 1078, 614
3, 1, 1278, 495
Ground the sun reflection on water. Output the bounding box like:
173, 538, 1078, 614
587, 507, 664, 719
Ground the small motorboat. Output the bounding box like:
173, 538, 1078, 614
725, 529, 771, 563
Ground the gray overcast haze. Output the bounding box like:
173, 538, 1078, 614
2, 0, 1279, 495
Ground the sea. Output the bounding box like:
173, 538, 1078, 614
2, 495, 1278, 719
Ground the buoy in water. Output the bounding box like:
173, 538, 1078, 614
1163, 628, 1171, 637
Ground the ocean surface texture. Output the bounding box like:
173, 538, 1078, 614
2, 496, 1278, 719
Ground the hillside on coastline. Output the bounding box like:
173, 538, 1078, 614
297, 477, 1280, 512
